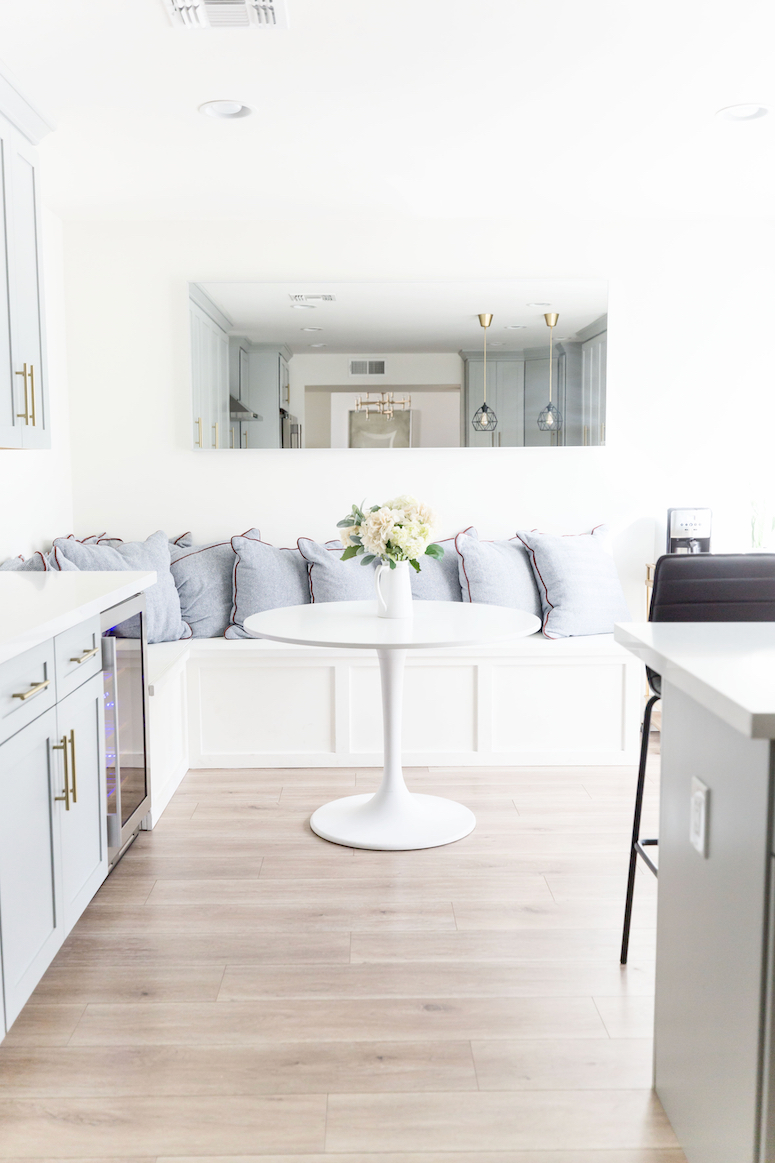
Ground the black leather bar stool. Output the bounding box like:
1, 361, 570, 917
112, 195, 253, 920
620, 552, 775, 964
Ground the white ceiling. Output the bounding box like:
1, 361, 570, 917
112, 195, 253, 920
0, 0, 773, 221
199, 279, 607, 353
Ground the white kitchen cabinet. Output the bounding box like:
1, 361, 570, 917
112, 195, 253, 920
56, 672, 107, 933
0, 112, 49, 450
0, 706, 62, 1027
0, 619, 108, 1034
245, 346, 292, 448
582, 328, 607, 445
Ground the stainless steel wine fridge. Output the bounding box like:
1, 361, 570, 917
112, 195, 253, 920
101, 595, 151, 868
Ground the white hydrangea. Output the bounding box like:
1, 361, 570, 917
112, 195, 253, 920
360, 507, 399, 556
390, 521, 433, 561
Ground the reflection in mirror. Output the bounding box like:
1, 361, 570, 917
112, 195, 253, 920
189, 280, 607, 450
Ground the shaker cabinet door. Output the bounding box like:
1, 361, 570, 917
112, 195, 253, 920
0, 707, 62, 1029
7, 134, 48, 449
56, 673, 108, 933
0, 128, 19, 449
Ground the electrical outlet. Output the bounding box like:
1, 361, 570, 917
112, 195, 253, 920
690, 776, 710, 857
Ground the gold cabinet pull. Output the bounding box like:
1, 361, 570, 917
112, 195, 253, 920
243, 431, 248, 448
12, 678, 51, 701
195, 416, 203, 448
15, 363, 29, 424
230, 427, 235, 449
212, 421, 219, 448
29, 364, 36, 426
53, 735, 70, 810
70, 646, 99, 665
69, 729, 77, 803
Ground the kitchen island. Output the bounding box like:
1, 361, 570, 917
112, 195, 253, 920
616, 622, 775, 1163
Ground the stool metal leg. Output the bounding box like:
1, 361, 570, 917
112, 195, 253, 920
621, 693, 660, 965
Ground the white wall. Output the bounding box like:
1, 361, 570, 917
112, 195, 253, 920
0, 209, 72, 559
60, 215, 775, 617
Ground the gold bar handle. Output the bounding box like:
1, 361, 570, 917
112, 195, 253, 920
69, 729, 77, 803
243, 431, 247, 448
12, 679, 51, 701
195, 417, 203, 448
70, 646, 99, 665
212, 421, 219, 448
583, 424, 589, 446
53, 735, 70, 810
29, 364, 36, 427
15, 363, 29, 424
230, 427, 235, 449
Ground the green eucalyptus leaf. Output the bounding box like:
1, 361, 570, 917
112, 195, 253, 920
360, 554, 376, 565
340, 546, 359, 561
425, 543, 444, 559
337, 518, 356, 528
409, 558, 421, 573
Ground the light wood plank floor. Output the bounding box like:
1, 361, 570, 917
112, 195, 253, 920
1, 754, 686, 1162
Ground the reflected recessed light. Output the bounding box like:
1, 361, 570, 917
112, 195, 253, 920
301, 326, 323, 331
198, 100, 252, 120
489, 341, 504, 346
527, 302, 551, 307
291, 303, 316, 310
309, 343, 326, 348
716, 103, 769, 121
504, 325, 527, 330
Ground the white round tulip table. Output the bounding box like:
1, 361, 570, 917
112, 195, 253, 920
243, 600, 541, 850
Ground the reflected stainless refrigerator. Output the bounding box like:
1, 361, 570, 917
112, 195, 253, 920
101, 595, 150, 868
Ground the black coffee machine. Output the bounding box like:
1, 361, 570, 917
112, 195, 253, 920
666, 508, 712, 554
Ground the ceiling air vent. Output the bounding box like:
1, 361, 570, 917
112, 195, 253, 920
165, 0, 289, 28
289, 294, 336, 304
350, 359, 386, 376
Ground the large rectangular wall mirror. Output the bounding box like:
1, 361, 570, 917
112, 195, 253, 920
189, 280, 607, 450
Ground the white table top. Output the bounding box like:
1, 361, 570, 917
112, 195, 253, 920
245, 600, 541, 651
0, 571, 157, 666
615, 621, 775, 740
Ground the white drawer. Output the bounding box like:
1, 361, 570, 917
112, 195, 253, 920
0, 639, 56, 747
54, 616, 102, 700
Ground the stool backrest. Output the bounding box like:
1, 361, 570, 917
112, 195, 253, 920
650, 553, 775, 623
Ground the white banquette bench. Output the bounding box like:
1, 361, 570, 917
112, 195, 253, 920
145, 631, 642, 826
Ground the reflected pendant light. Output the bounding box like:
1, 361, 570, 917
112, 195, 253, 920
537, 311, 563, 434
472, 313, 498, 432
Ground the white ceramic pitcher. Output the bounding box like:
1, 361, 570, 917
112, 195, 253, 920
374, 560, 413, 619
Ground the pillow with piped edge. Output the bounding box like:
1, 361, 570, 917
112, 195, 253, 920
410, 526, 477, 602
456, 530, 542, 619
51, 530, 191, 643
170, 528, 260, 638
226, 534, 310, 639
515, 525, 630, 638
0, 551, 49, 571
298, 537, 377, 603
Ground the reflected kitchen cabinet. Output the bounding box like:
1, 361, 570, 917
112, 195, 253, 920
0, 102, 52, 450
463, 353, 525, 447
189, 285, 229, 449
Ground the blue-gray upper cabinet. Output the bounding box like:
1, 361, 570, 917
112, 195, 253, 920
0, 89, 52, 450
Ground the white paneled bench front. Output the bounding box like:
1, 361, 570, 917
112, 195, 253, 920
144, 626, 642, 825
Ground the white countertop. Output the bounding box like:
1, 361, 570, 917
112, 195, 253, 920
0, 572, 156, 665
615, 622, 775, 740
245, 600, 541, 651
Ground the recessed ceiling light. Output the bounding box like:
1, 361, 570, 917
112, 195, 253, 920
527, 302, 551, 307
301, 327, 323, 332
291, 303, 316, 310
309, 343, 326, 348
504, 325, 527, 330
198, 100, 252, 120
489, 341, 504, 346
716, 103, 769, 121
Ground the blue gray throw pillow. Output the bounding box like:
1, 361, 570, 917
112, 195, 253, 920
0, 551, 49, 571
226, 535, 311, 639
170, 528, 260, 639
456, 530, 542, 619
410, 526, 477, 602
516, 525, 630, 638
51, 530, 191, 643
298, 538, 377, 603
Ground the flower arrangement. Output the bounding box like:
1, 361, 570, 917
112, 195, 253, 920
337, 495, 444, 572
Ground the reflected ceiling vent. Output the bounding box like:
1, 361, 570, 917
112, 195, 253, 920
289, 294, 336, 304
165, 0, 289, 28
350, 359, 386, 376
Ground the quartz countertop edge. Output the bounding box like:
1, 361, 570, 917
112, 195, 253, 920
0, 571, 157, 665
615, 621, 775, 741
